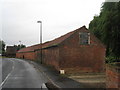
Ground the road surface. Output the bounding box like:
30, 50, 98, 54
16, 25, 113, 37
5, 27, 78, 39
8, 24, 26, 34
0, 58, 48, 88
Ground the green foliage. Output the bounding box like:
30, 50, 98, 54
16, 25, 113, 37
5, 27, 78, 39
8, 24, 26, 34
14, 44, 26, 51
0, 40, 6, 54
89, 2, 120, 63
105, 56, 116, 63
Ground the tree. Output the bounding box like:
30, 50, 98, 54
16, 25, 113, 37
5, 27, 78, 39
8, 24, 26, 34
0, 40, 6, 55
89, 2, 120, 62
14, 44, 26, 51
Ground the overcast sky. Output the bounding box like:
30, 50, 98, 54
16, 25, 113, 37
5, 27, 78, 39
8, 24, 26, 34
1, 0, 105, 46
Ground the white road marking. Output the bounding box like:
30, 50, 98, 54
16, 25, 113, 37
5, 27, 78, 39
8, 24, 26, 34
0, 59, 15, 88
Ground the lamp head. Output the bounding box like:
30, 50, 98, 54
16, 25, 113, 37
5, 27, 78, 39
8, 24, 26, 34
37, 21, 42, 23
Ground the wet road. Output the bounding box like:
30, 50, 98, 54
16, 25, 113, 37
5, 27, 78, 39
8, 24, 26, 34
0, 58, 48, 88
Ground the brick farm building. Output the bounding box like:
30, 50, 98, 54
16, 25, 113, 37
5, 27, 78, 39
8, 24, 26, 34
6, 46, 17, 57
16, 26, 106, 73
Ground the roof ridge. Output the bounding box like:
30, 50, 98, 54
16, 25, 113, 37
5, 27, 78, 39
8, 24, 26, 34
18, 26, 86, 53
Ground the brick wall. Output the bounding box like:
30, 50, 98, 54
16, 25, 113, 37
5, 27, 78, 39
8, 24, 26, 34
16, 52, 22, 58
16, 52, 35, 60
106, 64, 120, 89
35, 47, 60, 70
23, 52, 35, 60
59, 28, 106, 73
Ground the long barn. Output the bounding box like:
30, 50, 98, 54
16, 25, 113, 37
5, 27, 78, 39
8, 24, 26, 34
16, 26, 106, 74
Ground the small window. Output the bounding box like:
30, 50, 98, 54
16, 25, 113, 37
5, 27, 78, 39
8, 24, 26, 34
79, 32, 90, 45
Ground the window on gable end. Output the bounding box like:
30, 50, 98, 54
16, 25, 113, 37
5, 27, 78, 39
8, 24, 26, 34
79, 32, 90, 45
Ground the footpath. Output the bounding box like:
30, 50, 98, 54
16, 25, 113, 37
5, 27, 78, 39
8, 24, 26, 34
24, 59, 106, 89
25, 59, 84, 88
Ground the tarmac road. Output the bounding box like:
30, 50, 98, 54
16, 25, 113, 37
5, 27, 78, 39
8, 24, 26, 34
0, 58, 48, 88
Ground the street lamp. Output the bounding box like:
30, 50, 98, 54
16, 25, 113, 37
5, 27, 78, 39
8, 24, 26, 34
37, 21, 42, 44
19, 40, 21, 45
37, 21, 42, 64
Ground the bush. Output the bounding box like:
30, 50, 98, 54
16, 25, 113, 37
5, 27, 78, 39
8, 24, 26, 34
105, 56, 116, 63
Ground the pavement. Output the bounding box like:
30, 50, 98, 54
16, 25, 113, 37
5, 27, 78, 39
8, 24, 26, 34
24, 59, 106, 89
69, 73, 106, 88
1, 58, 48, 88
25, 59, 85, 88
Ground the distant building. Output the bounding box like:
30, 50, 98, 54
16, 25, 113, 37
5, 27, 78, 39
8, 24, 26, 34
16, 26, 106, 74
6, 46, 17, 57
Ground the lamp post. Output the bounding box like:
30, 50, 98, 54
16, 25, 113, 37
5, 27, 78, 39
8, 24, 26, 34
19, 40, 21, 45
37, 21, 42, 64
